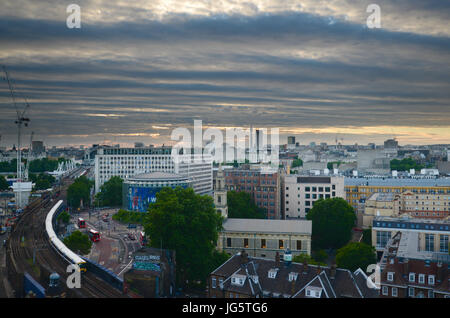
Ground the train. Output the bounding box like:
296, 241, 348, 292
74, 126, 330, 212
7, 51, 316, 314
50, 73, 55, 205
45, 200, 87, 272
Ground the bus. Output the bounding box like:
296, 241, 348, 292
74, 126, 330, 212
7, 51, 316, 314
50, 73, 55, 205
77, 218, 86, 228
139, 231, 147, 246
88, 229, 100, 242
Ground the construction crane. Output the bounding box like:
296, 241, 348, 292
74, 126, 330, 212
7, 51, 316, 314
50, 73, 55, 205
24, 131, 34, 181
2, 65, 31, 209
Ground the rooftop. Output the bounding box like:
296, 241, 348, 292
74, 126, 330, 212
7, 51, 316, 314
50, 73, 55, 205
127, 172, 189, 181
222, 218, 312, 235
345, 177, 450, 187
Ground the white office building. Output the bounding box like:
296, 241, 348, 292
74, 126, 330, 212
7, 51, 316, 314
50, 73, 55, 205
95, 147, 212, 195
283, 175, 345, 218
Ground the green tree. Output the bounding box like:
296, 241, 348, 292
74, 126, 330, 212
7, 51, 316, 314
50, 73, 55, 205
143, 187, 223, 288
291, 158, 303, 168
336, 242, 376, 272
227, 191, 266, 219
63, 230, 92, 255
67, 176, 93, 209
57, 211, 71, 224
0, 176, 9, 191
292, 253, 326, 266
327, 161, 342, 170
362, 228, 372, 246
390, 158, 424, 171
306, 197, 356, 250
112, 209, 146, 225
95, 176, 123, 207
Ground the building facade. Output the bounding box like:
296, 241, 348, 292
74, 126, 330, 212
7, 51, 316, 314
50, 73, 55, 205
223, 165, 281, 219
122, 172, 190, 212
94, 147, 212, 195
379, 231, 450, 298
345, 177, 450, 212
372, 216, 450, 259
283, 175, 345, 218
217, 218, 312, 259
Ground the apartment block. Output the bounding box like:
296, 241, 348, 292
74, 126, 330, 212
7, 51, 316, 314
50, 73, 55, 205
372, 216, 450, 259
379, 231, 450, 298
283, 175, 345, 218
95, 147, 212, 195
223, 165, 280, 219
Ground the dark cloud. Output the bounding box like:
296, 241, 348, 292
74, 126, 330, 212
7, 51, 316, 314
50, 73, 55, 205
0, 3, 449, 146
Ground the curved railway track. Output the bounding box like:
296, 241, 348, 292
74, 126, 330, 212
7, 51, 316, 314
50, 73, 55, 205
8, 172, 125, 298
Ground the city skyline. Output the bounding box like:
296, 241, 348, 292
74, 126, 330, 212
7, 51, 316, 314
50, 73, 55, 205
1, 1, 449, 147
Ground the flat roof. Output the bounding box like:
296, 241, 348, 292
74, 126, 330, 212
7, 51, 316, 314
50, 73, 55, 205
222, 218, 312, 235
345, 177, 450, 187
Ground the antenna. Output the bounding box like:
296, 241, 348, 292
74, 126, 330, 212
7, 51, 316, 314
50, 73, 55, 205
2, 65, 31, 210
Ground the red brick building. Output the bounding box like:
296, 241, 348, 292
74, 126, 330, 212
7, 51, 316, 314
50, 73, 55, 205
222, 165, 281, 219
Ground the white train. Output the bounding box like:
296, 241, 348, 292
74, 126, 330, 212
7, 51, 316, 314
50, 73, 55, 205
45, 200, 87, 272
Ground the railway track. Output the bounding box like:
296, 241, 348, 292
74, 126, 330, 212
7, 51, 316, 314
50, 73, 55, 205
7, 174, 125, 298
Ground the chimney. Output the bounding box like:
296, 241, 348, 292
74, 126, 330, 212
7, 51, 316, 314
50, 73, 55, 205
302, 259, 308, 274
330, 263, 337, 279
403, 258, 409, 277
240, 250, 248, 264
275, 251, 281, 267
437, 262, 444, 283
316, 265, 321, 274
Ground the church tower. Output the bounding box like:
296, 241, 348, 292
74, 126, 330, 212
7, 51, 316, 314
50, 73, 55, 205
214, 164, 228, 219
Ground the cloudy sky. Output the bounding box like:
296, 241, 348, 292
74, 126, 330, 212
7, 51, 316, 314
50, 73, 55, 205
0, 0, 449, 148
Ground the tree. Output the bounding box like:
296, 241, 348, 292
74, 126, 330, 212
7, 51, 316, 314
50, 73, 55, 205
30, 173, 56, 191
291, 158, 303, 168
227, 191, 266, 219
67, 176, 93, 209
143, 187, 223, 288
0, 176, 9, 191
306, 197, 356, 250
63, 230, 92, 255
336, 242, 376, 272
112, 209, 146, 225
95, 176, 123, 207
362, 227, 372, 246
292, 253, 326, 266
57, 211, 71, 224
390, 158, 424, 171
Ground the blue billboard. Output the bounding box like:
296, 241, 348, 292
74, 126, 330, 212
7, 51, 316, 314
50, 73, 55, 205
127, 186, 158, 212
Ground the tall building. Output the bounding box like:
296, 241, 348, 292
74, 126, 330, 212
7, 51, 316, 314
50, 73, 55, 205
384, 139, 399, 149
94, 147, 212, 195
223, 165, 281, 219
283, 175, 345, 218
214, 164, 228, 219
31, 141, 45, 155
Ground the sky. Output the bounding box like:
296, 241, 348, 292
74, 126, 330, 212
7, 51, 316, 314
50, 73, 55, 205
0, 0, 449, 148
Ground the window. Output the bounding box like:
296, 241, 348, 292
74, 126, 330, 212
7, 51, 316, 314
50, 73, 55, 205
387, 272, 394, 282
425, 234, 435, 252
279, 240, 284, 249
408, 287, 415, 297
376, 231, 392, 248
428, 275, 435, 285
261, 239, 266, 248
219, 278, 223, 289
268, 269, 278, 279
244, 238, 249, 248
211, 278, 216, 289
392, 287, 398, 297
227, 238, 232, 247
296, 240, 302, 251
440, 235, 449, 253
382, 286, 388, 296
409, 273, 415, 282
418, 274, 425, 284
428, 290, 434, 298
